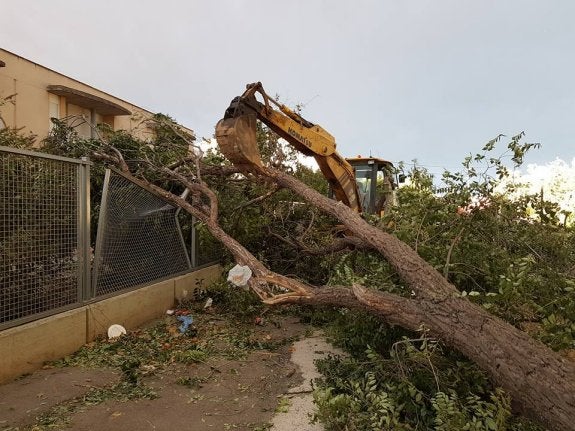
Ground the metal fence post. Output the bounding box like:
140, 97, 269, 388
91, 168, 111, 297
77, 158, 91, 301
190, 216, 198, 268
174, 188, 193, 269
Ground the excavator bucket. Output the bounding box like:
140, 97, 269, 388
215, 114, 263, 172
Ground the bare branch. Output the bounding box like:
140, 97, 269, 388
298, 209, 316, 240
233, 185, 281, 211
443, 227, 465, 279
91, 151, 129, 172
267, 230, 367, 255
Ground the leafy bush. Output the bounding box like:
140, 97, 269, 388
202, 277, 265, 320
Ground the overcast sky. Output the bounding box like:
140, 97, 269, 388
2, 0, 574, 177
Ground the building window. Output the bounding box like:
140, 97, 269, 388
49, 94, 60, 130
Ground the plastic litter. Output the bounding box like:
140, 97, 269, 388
227, 264, 252, 287
176, 315, 193, 333
166, 309, 175, 315
107, 324, 127, 339
204, 297, 213, 309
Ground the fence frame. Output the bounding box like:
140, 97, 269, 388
0, 146, 92, 330
91, 167, 193, 298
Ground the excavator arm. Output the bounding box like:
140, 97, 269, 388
215, 82, 362, 212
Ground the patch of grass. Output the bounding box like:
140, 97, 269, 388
176, 376, 206, 389
230, 328, 299, 352
51, 315, 221, 373
201, 279, 265, 320
174, 348, 208, 364
30, 380, 157, 430
275, 396, 291, 413
52, 321, 175, 370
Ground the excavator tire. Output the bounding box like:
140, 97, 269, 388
215, 115, 263, 173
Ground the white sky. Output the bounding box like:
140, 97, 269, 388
1, 0, 574, 177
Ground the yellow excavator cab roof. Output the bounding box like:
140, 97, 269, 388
346, 156, 394, 167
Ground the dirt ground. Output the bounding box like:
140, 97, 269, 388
0, 313, 314, 431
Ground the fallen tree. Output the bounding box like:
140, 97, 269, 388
91, 140, 575, 431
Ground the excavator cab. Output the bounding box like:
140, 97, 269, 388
346, 157, 396, 216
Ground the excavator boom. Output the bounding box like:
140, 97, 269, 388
215, 82, 362, 212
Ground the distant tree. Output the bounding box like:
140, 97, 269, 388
499, 158, 575, 226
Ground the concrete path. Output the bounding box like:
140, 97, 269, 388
270, 334, 345, 431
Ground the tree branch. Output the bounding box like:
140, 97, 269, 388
444, 227, 465, 279
267, 230, 367, 255
233, 185, 281, 211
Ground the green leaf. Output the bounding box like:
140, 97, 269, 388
485, 417, 497, 430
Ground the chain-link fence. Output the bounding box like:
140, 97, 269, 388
0, 146, 91, 328
92, 169, 191, 297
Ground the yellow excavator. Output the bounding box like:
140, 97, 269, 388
215, 82, 396, 215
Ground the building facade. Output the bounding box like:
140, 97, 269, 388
0, 48, 191, 142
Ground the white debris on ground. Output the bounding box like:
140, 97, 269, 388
271, 334, 346, 431
107, 324, 126, 339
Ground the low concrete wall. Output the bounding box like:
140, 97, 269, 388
0, 264, 222, 384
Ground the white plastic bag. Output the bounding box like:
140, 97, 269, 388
107, 324, 127, 339
227, 264, 252, 287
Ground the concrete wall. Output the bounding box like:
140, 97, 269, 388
0, 264, 221, 384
